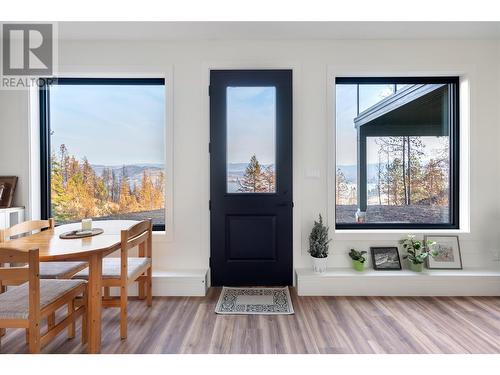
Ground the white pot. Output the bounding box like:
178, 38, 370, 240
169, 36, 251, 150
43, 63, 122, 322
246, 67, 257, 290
311, 256, 328, 274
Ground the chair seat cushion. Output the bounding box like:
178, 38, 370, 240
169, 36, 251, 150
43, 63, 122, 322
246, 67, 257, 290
40, 261, 87, 279
0, 279, 86, 320
73, 257, 151, 279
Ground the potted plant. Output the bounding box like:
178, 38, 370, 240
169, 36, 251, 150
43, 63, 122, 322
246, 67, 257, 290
308, 214, 331, 273
399, 235, 435, 272
348, 249, 367, 271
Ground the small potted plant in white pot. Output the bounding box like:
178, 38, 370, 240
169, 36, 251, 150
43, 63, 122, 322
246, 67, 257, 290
348, 249, 367, 272
400, 234, 435, 272
308, 214, 330, 273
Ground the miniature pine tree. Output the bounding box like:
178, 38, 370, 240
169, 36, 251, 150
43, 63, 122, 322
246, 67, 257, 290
308, 214, 331, 258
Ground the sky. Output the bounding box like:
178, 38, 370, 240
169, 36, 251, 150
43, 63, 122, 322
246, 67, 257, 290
336, 83, 448, 166
50, 84, 165, 166
226, 86, 276, 165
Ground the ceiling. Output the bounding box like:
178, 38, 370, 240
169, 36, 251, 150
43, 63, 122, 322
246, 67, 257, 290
58, 21, 500, 41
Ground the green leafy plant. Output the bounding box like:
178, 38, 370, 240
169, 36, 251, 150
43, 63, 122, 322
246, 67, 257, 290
348, 249, 367, 263
400, 234, 436, 264
308, 214, 330, 258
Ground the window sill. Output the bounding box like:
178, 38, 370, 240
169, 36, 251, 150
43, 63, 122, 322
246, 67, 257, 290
334, 228, 467, 234
333, 228, 469, 240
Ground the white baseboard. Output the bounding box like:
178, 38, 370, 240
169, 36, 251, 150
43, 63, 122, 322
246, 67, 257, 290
296, 267, 500, 296
110, 269, 208, 297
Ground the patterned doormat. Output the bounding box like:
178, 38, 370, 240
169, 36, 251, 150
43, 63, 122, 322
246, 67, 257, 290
215, 287, 294, 315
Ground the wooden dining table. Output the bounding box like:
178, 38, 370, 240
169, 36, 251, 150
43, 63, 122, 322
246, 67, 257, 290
1, 219, 139, 354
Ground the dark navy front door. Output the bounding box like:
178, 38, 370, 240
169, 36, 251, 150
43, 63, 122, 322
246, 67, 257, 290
209, 70, 293, 286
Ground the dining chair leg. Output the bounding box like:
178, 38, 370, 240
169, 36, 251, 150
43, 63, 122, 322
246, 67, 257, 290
68, 300, 75, 339
138, 279, 146, 300
25, 329, 29, 344
28, 323, 41, 354
146, 268, 152, 307
82, 289, 88, 345
120, 286, 128, 339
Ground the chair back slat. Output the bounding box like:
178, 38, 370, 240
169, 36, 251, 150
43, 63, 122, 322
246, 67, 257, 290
124, 220, 151, 243
0, 248, 38, 286
126, 230, 149, 250
121, 219, 151, 251
0, 219, 54, 242
0, 247, 30, 263
0, 267, 30, 283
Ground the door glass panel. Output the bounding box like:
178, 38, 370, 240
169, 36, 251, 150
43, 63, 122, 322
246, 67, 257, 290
226, 86, 276, 193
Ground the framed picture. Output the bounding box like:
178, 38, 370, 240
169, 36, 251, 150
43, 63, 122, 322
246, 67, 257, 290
370, 247, 402, 270
424, 235, 462, 270
0, 176, 18, 208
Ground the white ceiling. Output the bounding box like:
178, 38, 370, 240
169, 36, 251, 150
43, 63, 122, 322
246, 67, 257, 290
58, 21, 500, 41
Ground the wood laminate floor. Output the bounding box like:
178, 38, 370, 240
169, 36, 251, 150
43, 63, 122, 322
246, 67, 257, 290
1, 288, 500, 354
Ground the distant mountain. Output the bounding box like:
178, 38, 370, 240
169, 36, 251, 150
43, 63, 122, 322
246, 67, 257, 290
227, 162, 273, 173
91, 163, 163, 176
91, 163, 164, 188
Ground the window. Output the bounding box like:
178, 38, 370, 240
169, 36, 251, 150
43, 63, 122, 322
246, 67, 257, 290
40, 78, 166, 231
335, 77, 459, 229
226, 86, 276, 193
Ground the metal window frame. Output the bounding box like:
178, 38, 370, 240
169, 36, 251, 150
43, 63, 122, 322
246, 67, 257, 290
334, 76, 459, 230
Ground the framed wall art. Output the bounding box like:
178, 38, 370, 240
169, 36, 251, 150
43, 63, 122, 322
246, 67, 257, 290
0, 176, 18, 208
425, 235, 462, 270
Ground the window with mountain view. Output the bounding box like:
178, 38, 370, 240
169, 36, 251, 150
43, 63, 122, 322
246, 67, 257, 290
226, 86, 276, 193
41, 78, 166, 230
335, 78, 459, 229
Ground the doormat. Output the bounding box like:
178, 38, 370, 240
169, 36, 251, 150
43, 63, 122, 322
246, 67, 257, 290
215, 287, 294, 315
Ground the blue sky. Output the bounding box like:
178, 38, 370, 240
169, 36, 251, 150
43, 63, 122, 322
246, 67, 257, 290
336, 84, 394, 166
50, 84, 165, 166
227, 86, 276, 165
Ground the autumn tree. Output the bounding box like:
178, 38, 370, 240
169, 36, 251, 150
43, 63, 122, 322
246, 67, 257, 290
336, 168, 349, 204
382, 157, 405, 205
50, 145, 166, 223
422, 159, 447, 205
139, 171, 155, 210
262, 165, 276, 192
376, 137, 425, 206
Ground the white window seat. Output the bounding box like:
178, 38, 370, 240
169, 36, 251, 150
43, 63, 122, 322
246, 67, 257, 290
295, 267, 500, 296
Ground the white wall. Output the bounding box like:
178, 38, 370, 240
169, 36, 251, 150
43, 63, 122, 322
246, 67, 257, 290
1, 38, 500, 277
0, 90, 30, 209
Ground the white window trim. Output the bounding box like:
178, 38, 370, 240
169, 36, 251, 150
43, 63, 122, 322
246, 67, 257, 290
326, 65, 471, 239
29, 66, 175, 242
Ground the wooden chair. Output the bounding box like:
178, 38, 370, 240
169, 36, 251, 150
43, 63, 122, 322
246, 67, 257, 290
73, 219, 152, 339
0, 219, 88, 341
0, 219, 88, 279
0, 247, 87, 353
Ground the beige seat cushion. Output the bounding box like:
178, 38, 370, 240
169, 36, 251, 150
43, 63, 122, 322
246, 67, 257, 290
40, 262, 87, 279
73, 257, 151, 279
0, 279, 86, 320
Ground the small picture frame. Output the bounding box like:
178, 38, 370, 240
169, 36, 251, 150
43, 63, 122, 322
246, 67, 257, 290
0, 176, 18, 208
424, 235, 462, 270
370, 247, 402, 270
